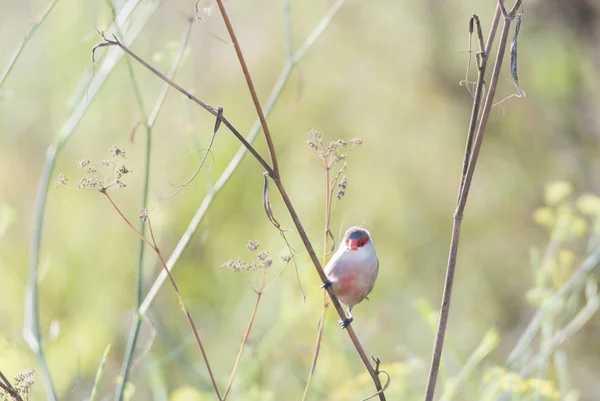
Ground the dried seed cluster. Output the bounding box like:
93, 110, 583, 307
55, 146, 132, 191
222, 241, 273, 272
307, 131, 362, 200
306, 130, 362, 170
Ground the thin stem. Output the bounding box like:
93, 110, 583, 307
105, 192, 222, 400
301, 166, 332, 401
90, 344, 112, 401
145, 217, 222, 400
423, 1, 522, 399
214, 0, 280, 176
102, 191, 154, 248
24, 4, 156, 399
223, 292, 262, 400
0, 371, 24, 401
95, 35, 274, 176
0, 0, 59, 93
114, 18, 195, 401
301, 291, 328, 401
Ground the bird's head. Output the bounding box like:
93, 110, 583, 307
343, 226, 373, 253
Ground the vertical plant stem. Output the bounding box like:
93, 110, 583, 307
24, 3, 155, 400
223, 292, 262, 400
104, 192, 222, 400
214, 0, 279, 175
90, 344, 112, 401
301, 166, 333, 401
114, 19, 195, 401
423, 2, 522, 400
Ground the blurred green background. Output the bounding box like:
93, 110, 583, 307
2, 0, 600, 400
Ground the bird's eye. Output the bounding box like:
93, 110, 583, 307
358, 238, 369, 247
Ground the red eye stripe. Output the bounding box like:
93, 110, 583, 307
357, 237, 369, 247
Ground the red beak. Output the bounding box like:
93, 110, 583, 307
348, 239, 358, 250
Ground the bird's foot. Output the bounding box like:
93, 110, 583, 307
339, 317, 353, 329
320, 279, 332, 289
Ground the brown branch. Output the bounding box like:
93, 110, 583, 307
102, 193, 223, 401
223, 292, 262, 400
423, 1, 523, 400
92, 34, 274, 177
214, 0, 280, 176
0, 371, 24, 401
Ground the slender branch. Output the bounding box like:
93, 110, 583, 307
223, 292, 262, 400
214, 0, 280, 176
0, 371, 24, 401
104, 192, 222, 400
94, 34, 274, 176
90, 344, 112, 401
302, 165, 334, 400
423, 1, 523, 399
114, 17, 195, 401
102, 191, 155, 248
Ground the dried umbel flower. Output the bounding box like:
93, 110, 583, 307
56, 146, 132, 192
223, 241, 273, 272
55, 174, 68, 187
306, 131, 362, 170
109, 145, 127, 158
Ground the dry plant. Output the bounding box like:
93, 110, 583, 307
423, 1, 524, 400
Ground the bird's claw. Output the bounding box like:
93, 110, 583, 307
320, 279, 332, 289
339, 317, 353, 329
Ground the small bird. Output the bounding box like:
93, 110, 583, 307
323, 226, 379, 328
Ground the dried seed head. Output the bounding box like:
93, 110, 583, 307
246, 240, 260, 251
56, 174, 68, 187
139, 209, 149, 221
307, 131, 362, 170
337, 176, 347, 199
281, 254, 293, 263
77, 159, 90, 168
109, 145, 127, 158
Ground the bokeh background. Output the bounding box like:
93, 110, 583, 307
2, 0, 600, 400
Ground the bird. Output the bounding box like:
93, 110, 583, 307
322, 226, 379, 329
